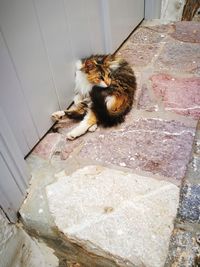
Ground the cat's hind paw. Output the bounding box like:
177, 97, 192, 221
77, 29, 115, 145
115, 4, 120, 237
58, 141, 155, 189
51, 111, 65, 122
88, 124, 98, 132
66, 131, 77, 140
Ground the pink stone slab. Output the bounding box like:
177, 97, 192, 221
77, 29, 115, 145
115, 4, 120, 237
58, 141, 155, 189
170, 21, 200, 43
154, 40, 200, 74
129, 27, 167, 44
137, 84, 158, 111
79, 119, 195, 184
32, 133, 61, 160
60, 138, 83, 160
119, 43, 160, 68
151, 74, 200, 118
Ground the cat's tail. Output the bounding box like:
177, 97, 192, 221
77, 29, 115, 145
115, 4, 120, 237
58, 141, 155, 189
90, 86, 131, 127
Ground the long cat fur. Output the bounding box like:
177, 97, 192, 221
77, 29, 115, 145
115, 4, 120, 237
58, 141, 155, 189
52, 54, 136, 140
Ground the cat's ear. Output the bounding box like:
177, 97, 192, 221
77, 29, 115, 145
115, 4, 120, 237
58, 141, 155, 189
84, 59, 96, 72
103, 54, 115, 64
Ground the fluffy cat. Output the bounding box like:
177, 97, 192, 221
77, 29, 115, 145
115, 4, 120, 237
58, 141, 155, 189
52, 54, 136, 140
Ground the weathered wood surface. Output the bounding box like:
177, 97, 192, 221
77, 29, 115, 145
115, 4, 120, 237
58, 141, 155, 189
182, 0, 200, 20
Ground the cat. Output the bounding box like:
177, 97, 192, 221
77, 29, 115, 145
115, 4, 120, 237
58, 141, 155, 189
51, 54, 136, 140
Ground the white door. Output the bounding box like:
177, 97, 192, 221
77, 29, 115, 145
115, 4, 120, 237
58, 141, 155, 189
0, 0, 144, 220
102, 0, 145, 52
0, 108, 29, 222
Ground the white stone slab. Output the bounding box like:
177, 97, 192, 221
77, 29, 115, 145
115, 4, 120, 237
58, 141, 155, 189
46, 166, 179, 267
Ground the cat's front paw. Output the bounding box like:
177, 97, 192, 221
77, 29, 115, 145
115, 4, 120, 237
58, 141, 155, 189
51, 111, 65, 122
66, 131, 77, 140
64, 110, 74, 117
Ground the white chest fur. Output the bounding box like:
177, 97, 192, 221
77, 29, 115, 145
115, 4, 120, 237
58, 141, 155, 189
75, 60, 92, 96
75, 70, 93, 96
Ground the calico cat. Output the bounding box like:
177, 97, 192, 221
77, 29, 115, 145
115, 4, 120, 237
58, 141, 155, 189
52, 54, 136, 140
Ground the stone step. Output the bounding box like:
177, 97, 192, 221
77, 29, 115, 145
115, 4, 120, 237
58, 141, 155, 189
20, 165, 179, 267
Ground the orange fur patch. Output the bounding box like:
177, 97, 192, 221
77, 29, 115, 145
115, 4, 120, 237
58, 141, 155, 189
87, 111, 97, 125
109, 95, 127, 113
87, 71, 100, 84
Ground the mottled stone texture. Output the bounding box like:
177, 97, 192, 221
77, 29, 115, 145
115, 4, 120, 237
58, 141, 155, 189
129, 27, 167, 44
177, 127, 200, 223
144, 24, 175, 34
47, 166, 179, 267
32, 133, 61, 160
178, 183, 200, 222
171, 21, 200, 43
151, 74, 200, 118
60, 138, 83, 160
155, 41, 200, 74
165, 127, 200, 266
119, 26, 167, 69
186, 156, 200, 184
185, 131, 200, 185
137, 84, 158, 111
119, 43, 160, 68
165, 229, 199, 267
80, 119, 195, 183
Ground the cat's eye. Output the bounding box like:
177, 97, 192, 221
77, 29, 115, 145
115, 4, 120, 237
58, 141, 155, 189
100, 75, 104, 80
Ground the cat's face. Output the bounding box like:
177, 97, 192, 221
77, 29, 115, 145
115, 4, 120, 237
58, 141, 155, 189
81, 55, 113, 87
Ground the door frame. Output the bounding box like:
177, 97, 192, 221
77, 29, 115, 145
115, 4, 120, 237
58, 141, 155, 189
0, 108, 30, 222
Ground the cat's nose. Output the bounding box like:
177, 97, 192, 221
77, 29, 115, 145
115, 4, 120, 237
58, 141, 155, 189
104, 78, 111, 86
99, 81, 107, 88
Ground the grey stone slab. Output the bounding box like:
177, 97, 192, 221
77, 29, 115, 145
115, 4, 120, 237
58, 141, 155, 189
46, 166, 180, 267
165, 229, 199, 267
178, 183, 200, 223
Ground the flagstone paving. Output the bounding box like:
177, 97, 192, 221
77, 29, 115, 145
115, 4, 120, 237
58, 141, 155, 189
20, 20, 200, 267
151, 74, 200, 118
79, 118, 195, 183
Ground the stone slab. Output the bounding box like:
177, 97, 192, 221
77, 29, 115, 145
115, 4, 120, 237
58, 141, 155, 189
165, 229, 199, 267
154, 40, 200, 74
142, 24, 175, 34
186, 156, 200, 185
137, 84, 158, 111
184, 129, 200, 185
32, 133, 62, 160
151, 74, 200, 119
79, 119, 195, 183
119, 43, 160, 69
60, 138, 83, 160
178, 183, 200, 223
46, 166, 180, 267
129, 27, 167, 44
170, 21, 200, 43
